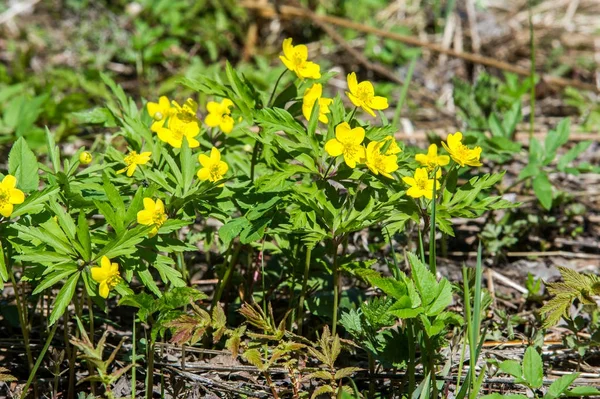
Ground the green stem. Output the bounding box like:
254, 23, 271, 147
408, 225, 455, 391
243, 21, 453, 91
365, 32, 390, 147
331, 241, 340, 336
323, 158, 336, 179
368, 353, 375, 399
86, 290, 97, 396
528, 0, 536, 140
8, 268, 35, 396
212, 244, 241, 308
421, 320, 438, 398
20, 322, 59, 399
146, 334, 155, 399
297, 245, 313, 334
406, 319, 416, 393
132, 312, 137, 399
348, 106, 358, 122
267, 69, 288, 108
429, 167, 438, 275
250, 139, 260, 183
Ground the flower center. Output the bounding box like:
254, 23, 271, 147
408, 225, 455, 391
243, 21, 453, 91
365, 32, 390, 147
292, 50, 305, 66
343, 144, 360, 160
152, 210, 166, 226
210, 164, 222, 181
106, 274, 121, 290
124, 151, 138, 166
0, 187, 9, 206
416, 177, 428, 190
356, 86, 372, 103
455, 144, 471, 160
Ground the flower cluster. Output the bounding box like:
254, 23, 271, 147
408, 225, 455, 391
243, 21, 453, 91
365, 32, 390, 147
404, 133, 482, 199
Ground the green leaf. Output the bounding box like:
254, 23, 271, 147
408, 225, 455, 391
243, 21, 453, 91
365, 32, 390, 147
180, 136, 195, 196
533, 173, 553, 210
8, 137, 39, 192
77, 211, 92, 262
219, 218, 250, 247
543, 118, 570, 165
565, 386, 600, 396
49, 271, 80, 326
544, 373, 579, 399
558, 141, 592, 172
0, 243, 7, 289
407, 252, 437, 306
522, 346, 543, 389
499, 359, 522, 379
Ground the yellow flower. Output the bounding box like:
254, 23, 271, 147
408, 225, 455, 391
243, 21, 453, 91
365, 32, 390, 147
171, 98, 199, 122
147, 96, 175, 133
91, 256, 121, 298
346, 72, 389, 117
442, 132, 482, 167
197, 147, 228, 183
402, 168, 440, 200
365, 140, 399, 179
205, 99, 235, 134
0, 175, 25, 218
381, 136, 402, 155
79, 151, 93, 165
117, 151, 152, 177
302, 83, 333, 123
137, 198, 168, 237
324, 122, 366, 169
279, 38, 321, 79
415, 144, 450, 170
157, 114, 200, 149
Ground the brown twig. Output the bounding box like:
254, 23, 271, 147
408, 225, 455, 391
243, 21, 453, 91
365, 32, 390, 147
241, 1, 599, 93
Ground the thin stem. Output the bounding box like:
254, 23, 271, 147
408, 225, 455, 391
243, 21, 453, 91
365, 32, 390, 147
20, 322, 59, 399
250, 139, 260, 183
528, 0, 536, 140
267, 69, 288, 108
212, 244, 241, 308
331, 240, 340, 336
421, 320, 438, 398
8, 269, 35, 396
429, 167, 438, 275
297, 245, 313, 334
132, 312, 137, 399
323, 158, 336, 179
348, 106, 358, 122
86, 290, 97, 396
368, 353, 375, 399
406, 320, 416, 393
146, 333, 155, 399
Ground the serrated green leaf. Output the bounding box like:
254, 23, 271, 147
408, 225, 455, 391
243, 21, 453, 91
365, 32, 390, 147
49, 271, 80, 325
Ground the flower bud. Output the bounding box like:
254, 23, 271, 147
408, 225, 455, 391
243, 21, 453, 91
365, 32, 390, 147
79, 151, 93, 165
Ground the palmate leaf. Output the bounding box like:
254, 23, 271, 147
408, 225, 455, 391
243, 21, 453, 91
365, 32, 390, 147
540, 267, 600, 328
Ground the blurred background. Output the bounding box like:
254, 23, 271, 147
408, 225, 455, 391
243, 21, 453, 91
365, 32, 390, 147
0, 0, 598, 151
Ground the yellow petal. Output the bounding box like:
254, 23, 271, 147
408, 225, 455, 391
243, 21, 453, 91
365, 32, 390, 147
437, 155, 450, 166
335, 122, 353, 143
324, 139, 343, 157
222, 98, 234, 109
126, 164, 137, 177
406, 186, 423, 198
415, 153, 428, 165
279, 55, 297, 73
2, 175, 17, 189
347, 72, 358, 94
0, 203, 13, 217
137, 210, 153, 226
362, 104, 376, 117
428, 144, 438, 157
206, 101, 220, 114
369, 95, 389, 110
298, 61, 321, 79
220, 116, 234, 134
402, 176, 416, 186
197, 167, 211, 181
205, 113, 221, 127
210, 147, 221, 162
350, 126, 365, 145
282, 38, 294, 59
99, 281, 110, 298
143, 198, 155, 211
198, 154, 211, 168
218, 161, 229, 176
9, 189, 25, 204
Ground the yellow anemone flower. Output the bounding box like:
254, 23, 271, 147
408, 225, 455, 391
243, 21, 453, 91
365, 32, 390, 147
381, 136, 402, 155
324, 122, 366, 169
402, 168, 440, 200
117, 151, 152, 177
205, 99, 235, 134
157, 115, 200, 149
345, 72, 389, 117
79, 151, 93, 165
279, 38, 321, 79
0, 175, 25, 218
147, 96, 175, 132
415, 144, 450, 170
197, 147, 228, 183
91, 256, 121, 298
171, 98, 199, 122
365, 140, 399, 179
302, 83, 333, 124
137, 198, 168, 237
442, 132, 482, 167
